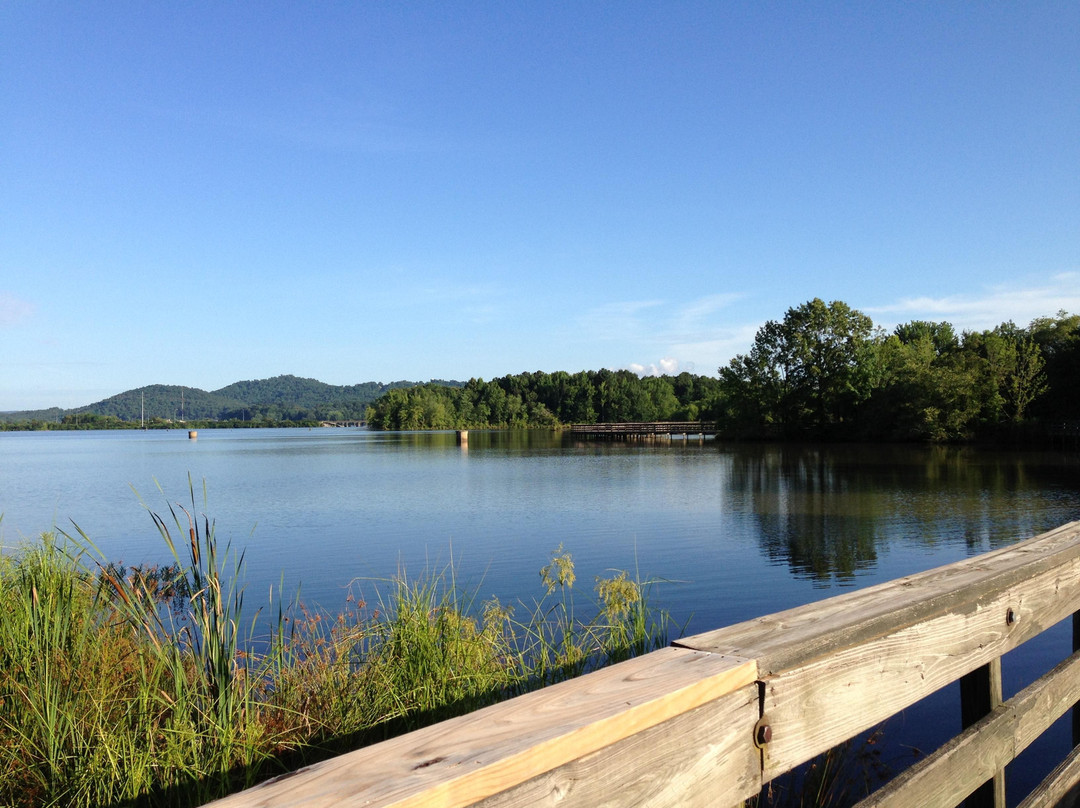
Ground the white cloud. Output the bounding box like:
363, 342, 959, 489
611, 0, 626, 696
865, 272, 1080, 332
0, 292, 35, 328
628, 357, 682, 376
569, 290, 767, 377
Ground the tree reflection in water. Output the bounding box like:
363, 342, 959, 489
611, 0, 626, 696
725, 443, 1080, 585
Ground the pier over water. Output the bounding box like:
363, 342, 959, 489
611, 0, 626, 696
569, 421, 717, 440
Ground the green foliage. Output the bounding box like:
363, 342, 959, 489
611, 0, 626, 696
862, 330, 982, 441
361, 299, 1076, 439
863, 318, 1055, 440
0, 497, 672, 807
718, 299, 877, 438
963, 325, 1048, 425
213, 376, 428, 422
720, 300, 1077, 442
76, 384, 247, 422
1027, 311, 1080, 420
3, 302, 1077, 441
366, 370, 722, 430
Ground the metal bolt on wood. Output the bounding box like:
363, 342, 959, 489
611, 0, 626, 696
754, 719, 772, 748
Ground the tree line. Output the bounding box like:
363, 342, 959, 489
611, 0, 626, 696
715, 299, 1077, 441
5, 302, 1075, 440
367, 299, 1079, 442
365, 370, 722, 430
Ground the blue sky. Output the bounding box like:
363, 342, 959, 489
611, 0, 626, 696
2, 2, 1077, 410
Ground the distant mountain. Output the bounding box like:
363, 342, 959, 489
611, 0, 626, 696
0, 406, 66, 424
71, 384, 247, 422
0, 375, 464, 424
214, 377, 404, 409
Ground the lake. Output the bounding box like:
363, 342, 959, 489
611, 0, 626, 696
3, 428, 1077, 629
2, 427, 1079, 802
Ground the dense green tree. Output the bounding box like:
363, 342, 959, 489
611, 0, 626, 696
1028, 311, 1080, 420
962, 325, 1047, 426
563, 372, 598, 423
892, 320, 959, 355
718, 299, 877, 437
365, 368, 718, 430
863, 326, 981, 441
640, 376, 680, 421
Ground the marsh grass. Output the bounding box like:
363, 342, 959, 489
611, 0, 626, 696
0, 491, 673, 807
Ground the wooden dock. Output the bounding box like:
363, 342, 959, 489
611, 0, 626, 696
204, 521, 1080, 808
569, 421, 717, 440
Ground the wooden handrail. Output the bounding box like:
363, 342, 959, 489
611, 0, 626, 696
205, 649, 760, 807
206, 521, 1080, 808
569, 421, 717, 432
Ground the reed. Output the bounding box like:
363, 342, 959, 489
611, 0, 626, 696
0, 490, 673, 807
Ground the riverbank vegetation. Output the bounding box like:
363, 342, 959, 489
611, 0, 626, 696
366, 301, 1079, 442
0, 500, 671, 807
4, 301, 1077, 443
715, 299, 1078, 442
366, 369, 722, 430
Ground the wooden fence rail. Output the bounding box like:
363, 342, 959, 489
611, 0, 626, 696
569, 421, 717, 439
206, 521, 1080, 808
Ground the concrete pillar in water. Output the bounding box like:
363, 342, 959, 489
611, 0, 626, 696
188, 430, 198, 440
457, 430, 468, 447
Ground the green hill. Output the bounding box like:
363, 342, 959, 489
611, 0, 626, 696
213, 376, 414, 410
73, 385, 247, 421
0, 375, 460, 425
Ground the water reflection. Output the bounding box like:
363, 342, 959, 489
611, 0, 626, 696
1, 429, 1077, 626
724, 443, 1080, 585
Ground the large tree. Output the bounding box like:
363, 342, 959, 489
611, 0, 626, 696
719, 298, 877, 437
1027, 311, 1080, 420
864, 323, 982, 441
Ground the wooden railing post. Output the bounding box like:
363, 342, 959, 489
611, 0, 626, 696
960, 658, 1005, 808
1073, 611, 1080, 748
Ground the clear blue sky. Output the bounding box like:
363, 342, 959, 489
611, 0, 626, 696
2, 2, 1077, 410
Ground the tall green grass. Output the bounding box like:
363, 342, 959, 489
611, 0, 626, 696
0, 491, 673, 807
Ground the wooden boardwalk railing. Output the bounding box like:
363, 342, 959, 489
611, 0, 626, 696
569, 421, 717, 439
206, 521, 1080, 808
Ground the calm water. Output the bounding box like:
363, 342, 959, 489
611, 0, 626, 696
2, 428, 1079, 801
2, 428, 1077, 630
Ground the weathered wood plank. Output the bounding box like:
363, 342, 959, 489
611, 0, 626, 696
204, 521, 1080, 808
473, 685, 760, 808
204, 647, 757, 808
677, 521, 1080, 777
854, 649, 1080, 808
1015, 742, 1080, 808
760, 554, 1080, 779
680, 522, 1080, 672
